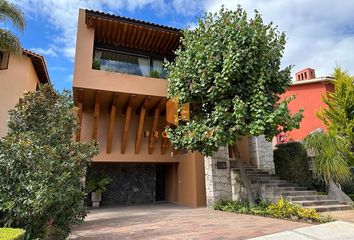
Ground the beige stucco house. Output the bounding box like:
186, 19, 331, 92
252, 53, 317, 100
0, 49, 50, 137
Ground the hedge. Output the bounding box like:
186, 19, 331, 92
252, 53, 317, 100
274, 142, 310, 185
0, 228, 25, 240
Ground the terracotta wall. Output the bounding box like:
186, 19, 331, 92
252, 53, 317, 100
0, 54, 38, 137
279, 82, 333, 141
73, 9, 167, 97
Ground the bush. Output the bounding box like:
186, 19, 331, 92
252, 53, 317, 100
274, 142, 310, 185
0, 228, 25, 240
0, 85, 99, 239
213, 199, 333, 223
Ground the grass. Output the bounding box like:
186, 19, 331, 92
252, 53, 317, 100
214, 198, 334, 224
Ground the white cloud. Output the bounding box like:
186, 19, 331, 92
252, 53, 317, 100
30, 47, 57, 57
11, 0, 167, 60
201, 0, 354, 78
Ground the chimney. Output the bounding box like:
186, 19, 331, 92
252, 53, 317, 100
295, 68, 316, 81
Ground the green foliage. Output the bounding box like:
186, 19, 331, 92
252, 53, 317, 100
0, 228, 25, 240
92, 59, 101, 70
149, 70, 160, 78
304, 132, 351, 184
214, 199, 333, 223
0, 0, 25, 53
274, 142, 310, 185
85, 174, 112, 195
317, 67, 354, 166
166, 6, 302, 156
0, 85, 99, 239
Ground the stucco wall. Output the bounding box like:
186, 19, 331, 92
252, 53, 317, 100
0, 54, 38, 137
279, 82, 333, 141
73, 9, 167, 97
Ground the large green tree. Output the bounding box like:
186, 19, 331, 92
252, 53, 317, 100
166, 6, 302, 156
0, 0, 25, 53
0, 85, 98, 239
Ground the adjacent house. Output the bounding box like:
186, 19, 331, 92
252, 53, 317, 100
276, 68, 334, 143
0, 49, 50, 137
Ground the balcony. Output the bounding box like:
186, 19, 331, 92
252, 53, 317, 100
92, 48, 168, 79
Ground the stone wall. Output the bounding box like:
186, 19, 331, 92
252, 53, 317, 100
91, 163, 156, 205
204, 147, 232, 207
248, 136, 274, 172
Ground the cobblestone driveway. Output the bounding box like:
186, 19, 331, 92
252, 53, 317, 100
69, 203, 309, 240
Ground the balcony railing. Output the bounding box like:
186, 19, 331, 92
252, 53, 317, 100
92, 49, 167, 79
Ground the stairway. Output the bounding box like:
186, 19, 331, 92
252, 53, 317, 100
232, 166, 352, 212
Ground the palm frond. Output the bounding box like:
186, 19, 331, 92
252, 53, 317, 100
0, 28, 21, 53
0, 0, 25, 30
303, 132, 351, 184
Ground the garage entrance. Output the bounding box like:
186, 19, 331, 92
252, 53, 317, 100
87, 163, 178, 206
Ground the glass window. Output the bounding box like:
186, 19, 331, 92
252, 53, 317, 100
93, 49, 168, 79
94, 49, 150, 76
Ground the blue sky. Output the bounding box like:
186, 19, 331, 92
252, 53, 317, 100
5, 0, 354, 91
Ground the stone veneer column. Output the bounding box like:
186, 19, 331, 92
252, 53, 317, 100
204, 146, 232, 208
248, 135, 275, 172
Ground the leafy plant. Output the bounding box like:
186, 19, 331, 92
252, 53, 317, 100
0, 85, 99, 239
166, 6, 302, 156
0, 228, 25, 240
317, 67, 354, 166
86, 175, 112, 195
274, 142, 310, 185
92, 59, 101, 70
0, 0, 25, 53
214, 199, 333, 223
149, 70, 160, 78
303, 132, 351, 184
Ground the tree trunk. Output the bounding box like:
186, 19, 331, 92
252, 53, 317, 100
232, 144, 256, 207
328, 178, 353, 204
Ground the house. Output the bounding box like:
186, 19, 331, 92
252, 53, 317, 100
0, 49, 50, 137
276, 68, 334, 143
73, 9, 273, 207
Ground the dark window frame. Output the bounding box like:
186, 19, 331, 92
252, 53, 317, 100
0, 51, 10, 70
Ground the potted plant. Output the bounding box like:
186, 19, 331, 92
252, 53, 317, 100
149, 70, 160, 78
92, 59, 101, 70
86, 175, 112, 207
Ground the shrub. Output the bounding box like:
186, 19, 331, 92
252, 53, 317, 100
0, 85, 99, 239
0, 228, 25, 240
274, 142, 310, 185
213, 199, 333, 223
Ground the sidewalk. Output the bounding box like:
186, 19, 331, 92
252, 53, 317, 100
248, 221, 354, 240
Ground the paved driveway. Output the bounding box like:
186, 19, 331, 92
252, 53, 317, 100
69, 203, 309, 240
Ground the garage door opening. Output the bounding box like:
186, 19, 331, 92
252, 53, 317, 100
87, 163, 178, 206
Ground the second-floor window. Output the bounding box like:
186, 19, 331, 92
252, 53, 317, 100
93, 48, 167, 79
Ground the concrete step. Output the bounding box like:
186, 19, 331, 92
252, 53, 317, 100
305, 204, 353, 212
268, 187, 308, 193
282, 195, 329, 201
262, 183, 299, 188
292, 200, 340, 206
279, 191, 318, 197
255, 179, 289, 184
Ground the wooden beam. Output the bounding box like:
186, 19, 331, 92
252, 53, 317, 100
148, 98, 166, 154
106, 93, 118, 154
161, 123, 171, 155
135, 97, 150, 154
92, 91, 101, 141
148, 97, 166, 115
121, 95, 135, 154
75, 89, 84, 142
